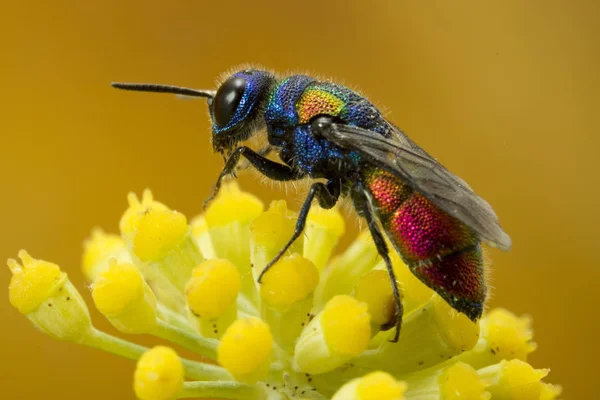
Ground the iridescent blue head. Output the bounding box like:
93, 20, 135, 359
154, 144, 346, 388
111, 69, 276, 154
209, 69, 276, 153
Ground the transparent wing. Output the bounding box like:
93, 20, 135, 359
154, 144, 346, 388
322, 123, 512, 251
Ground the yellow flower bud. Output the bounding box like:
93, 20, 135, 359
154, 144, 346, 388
119, 190, 202, 312
374, 295, 479, 374
119, 189, 189, 263
8, 250, 65, 314
357, 372, 407, 400
120, 189, 170, 241
260, 254, 319, 308
478, 359, 560, 400
356, 269, 398, 328
250, 200, 299, 282
217, 317, 273, 383
133, 207, 188, 263
322, 296, 371, 356
92, 260, 157, 334
186, 258, 240, 319
332, 371, 407, 400
134, 346, 184, 400
540, 382, 563, 400
8, 251, 92, 342
303, 205, 345, 270
205, 181, 264, 228
205, 182, 263, 297
432, 297, 480, 353
82, 228, 130, 282
295, 295, 371, 374
251, 200, 297, 251
259, 254, 319, 349
439, 362, 490, 400
401, 360, 491, 399
185, 259, 240, 338
484, 308, 536, 361
454, 308, 536, 369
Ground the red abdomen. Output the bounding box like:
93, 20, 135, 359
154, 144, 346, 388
361, 167, 486, 321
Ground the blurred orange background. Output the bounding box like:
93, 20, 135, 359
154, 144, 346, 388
1, 1, 597, 398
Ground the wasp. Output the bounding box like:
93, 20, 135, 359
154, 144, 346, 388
112, 68, 511, 342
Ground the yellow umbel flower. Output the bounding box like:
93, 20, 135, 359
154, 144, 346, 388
295, 295, 371, 374
92, 259, 158, 334
120, 189, 203, 313
477, 359, 561, 399
356, 269, 398, 329
260, 254, 319, 307
82, 228, 130, 282
186, 259, 241, 319
218, 317, 273, 384
259, 253, 319, 350
332, 371, 407, 400
8, 250, 92, 342
134, 346, 184, 400
6, 182, 560, 400
185, 258, 241, 338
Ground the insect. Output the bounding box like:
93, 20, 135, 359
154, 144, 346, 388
112, 68, 511, 342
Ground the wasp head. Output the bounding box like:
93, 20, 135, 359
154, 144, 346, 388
209, 69, 276, 155
111, 69, 276, 157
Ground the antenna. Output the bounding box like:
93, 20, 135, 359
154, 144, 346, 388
111, 82, 216, 99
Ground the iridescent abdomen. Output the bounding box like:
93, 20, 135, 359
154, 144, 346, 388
361, 167, 486, 320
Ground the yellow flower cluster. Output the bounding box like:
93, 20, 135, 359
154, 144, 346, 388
7, 182, 561, 399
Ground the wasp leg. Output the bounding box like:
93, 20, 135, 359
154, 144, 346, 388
353, 180, 404, 343
234, 145, 274, 176
204, 146, 302, 209
257, 179, 341, 283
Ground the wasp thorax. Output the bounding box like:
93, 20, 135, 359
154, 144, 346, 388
213, 76, 246, 128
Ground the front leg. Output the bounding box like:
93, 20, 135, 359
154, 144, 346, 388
234, 145, 274, 176
257, 179, 341, 282
204, 146, 302, 209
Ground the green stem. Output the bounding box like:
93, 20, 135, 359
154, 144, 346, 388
180, 359, 232, 382
83, 328, 146, 360
157, 303, 197, 334
154, 319, 219, 359
178, 381, 259, 399
82, 328, 228, 381
237, 293, 259, 316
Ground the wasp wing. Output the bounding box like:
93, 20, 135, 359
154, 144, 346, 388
322, 123, 512, 251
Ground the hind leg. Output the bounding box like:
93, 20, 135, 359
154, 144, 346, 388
352, 181, 404, 342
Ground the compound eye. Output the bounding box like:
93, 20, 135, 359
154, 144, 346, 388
213, 76, 246, 128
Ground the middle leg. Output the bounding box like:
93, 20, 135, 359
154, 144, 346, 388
257, 179, 341, 282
